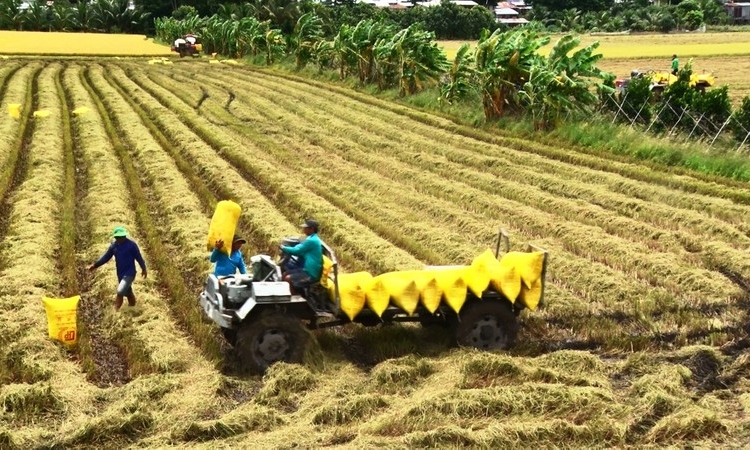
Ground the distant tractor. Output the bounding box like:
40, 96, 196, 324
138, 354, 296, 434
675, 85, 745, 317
616, 69, 715, 98
199, 229, 549, 373
171, 34, 202, 58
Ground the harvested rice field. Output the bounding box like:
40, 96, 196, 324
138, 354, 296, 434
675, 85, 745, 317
1, 58, 750, 448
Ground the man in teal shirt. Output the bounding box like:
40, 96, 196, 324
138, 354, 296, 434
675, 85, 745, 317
671, 54, 679, 75
281, 219, 322, 293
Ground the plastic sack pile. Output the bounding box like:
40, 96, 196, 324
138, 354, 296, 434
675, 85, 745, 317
206, 200, 241, 256
327, 249, 545, 321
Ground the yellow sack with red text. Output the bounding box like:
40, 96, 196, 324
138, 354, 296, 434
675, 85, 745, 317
206, 200, 241, 255
42, 296, 80, 349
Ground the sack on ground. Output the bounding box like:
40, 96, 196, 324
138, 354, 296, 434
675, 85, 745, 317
42, 295, 81, 349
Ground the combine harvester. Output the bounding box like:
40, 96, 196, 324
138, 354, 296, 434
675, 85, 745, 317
616, 69, 715, 96
200, 225, 549, 373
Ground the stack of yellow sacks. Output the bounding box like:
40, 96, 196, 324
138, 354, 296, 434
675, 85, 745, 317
327, 249, 545, 321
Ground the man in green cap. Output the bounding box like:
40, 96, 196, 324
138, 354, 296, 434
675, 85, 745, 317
88, 226, 147, 310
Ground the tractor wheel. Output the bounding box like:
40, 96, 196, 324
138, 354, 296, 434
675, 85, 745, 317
220, 327, 237, 346
455, 300, 518, 350
235, 309, 310, 374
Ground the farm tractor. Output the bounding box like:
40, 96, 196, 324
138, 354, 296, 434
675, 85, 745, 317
199, 229, 549, 373
615, 69, 715, 98
170, 34, 202, 58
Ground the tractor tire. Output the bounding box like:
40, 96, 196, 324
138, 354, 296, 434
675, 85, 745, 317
235, 309, 310, 374
455, 300, 518, 350
220, 327, 237, 346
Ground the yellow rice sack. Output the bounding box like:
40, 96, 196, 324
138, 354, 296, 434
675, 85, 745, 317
364, 276, 390, 317
206, 200, 241, 255
465, 249, 502, 297
334, 272, 372, 321
42, 295, 80, 349
320, 255, 334, 288
490, 264, 521, 303
518, 278, 543, 311
500, 251, 544, 289
378, 272, 420, 315
8, 103, 21, 119
430, 268, 468, 313
401, 270, 441, 313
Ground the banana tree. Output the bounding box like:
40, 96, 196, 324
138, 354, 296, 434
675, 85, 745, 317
374, 24, 449, 97
291, 12, 324, 69
440, 43, 476, 105
474, 27, 549, 120
520, 35, 612, 130
332, 24, 357, 79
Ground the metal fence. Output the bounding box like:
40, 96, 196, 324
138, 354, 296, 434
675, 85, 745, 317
596, 92, 750, 152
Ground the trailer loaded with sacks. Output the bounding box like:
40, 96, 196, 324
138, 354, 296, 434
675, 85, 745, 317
200, 225, 549, 373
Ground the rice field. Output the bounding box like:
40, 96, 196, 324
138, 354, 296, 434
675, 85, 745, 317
0, 31, 170, 56
1, 57, 750, 448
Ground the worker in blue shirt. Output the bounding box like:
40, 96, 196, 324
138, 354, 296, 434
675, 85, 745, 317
210, 236, 247, 277
281, 219, 323, 294
88, 226, 147, 310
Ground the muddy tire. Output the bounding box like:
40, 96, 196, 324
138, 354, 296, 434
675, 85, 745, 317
455, 300, 518, 350
220, 327, 237, 346
235, 310, 309, 374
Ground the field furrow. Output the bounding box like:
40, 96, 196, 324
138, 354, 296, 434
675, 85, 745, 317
82, 64, 223, 362
121, 64, 424, 275
0, 64, 100, 448
56, 65, 131, 387
183, 70, 741, 304
69, 64, 228, 446
247, 68, 750, 204
0, 63, 23, 165
140, 66, 743, 349
233, 68, 750, 238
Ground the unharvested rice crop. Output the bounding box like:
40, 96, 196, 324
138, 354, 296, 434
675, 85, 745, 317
1, 54, 750, 448
0, 31, 170, 56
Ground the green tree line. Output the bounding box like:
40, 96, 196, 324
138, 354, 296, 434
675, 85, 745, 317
0, 0, 151, 33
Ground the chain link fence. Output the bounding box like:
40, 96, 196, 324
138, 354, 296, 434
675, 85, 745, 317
596, 92, 750, 152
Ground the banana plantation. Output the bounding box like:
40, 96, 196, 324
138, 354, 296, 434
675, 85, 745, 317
155, 13, 609, 129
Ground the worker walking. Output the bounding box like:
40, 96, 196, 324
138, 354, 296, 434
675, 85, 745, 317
210, 236, 247, 277
89, 226, 147, 310
671, 54, 679, 75
281, 219, 322, 294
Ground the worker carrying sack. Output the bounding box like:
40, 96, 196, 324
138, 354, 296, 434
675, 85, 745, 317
42, 295, 81, 349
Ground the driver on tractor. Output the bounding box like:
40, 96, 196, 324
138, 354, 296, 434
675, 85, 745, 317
280, 219, 322, 295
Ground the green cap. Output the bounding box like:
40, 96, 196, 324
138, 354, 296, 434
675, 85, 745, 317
112, 226, 128, 237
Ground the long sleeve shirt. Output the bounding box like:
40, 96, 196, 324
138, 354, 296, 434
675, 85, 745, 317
280, 233, 323, 280
94, 238, 146, 280
210, 249, 247, 277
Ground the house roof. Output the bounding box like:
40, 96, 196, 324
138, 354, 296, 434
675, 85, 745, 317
495, 7, 519, 15
498, 18, 530, 24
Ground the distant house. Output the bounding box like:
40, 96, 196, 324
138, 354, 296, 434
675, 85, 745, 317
495, 1, 529, 26
724, 2, 750, 23
357, 0, 479, 8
